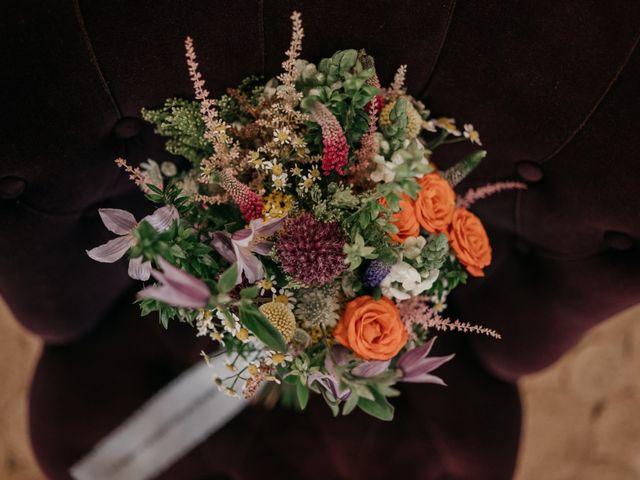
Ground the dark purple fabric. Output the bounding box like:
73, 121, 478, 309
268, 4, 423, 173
2, 1, 639, 479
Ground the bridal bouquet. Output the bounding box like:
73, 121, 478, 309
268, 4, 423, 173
88, 12, 524, 420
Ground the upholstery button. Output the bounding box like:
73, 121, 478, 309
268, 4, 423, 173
113, 117, 142, 139
603, 231, 634, 251
0, 176, 26, 199
516, 161, 543, 183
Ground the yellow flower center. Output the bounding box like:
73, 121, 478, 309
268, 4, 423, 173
274, 294, 289, 305
272, 164, 284, 176
261, 279, 273, 290
236, 328, 249, 341
271, 353, 286, 365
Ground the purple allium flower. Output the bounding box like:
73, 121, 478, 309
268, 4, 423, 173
275, 213, 347, 286
362, 260, 392, 288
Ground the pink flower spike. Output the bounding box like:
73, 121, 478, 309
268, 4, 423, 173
138, 257, 210, 309
311, 102, 349, 176
219, 169, 263, 222
396, 337, 455, 385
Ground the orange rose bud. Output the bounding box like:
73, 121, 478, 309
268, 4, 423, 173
414, 173, 456, 233
333, 295, 408, 361
448, 208, 492, 277
381, 195, 420, 243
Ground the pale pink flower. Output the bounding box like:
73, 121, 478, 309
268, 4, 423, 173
138, 257, 210, 309
211, 217, 286, 285
86, 206, 179, 280
396, 337, 454, 385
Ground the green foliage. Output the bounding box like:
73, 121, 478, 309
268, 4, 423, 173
429, 256, 468, 298
142, 98, 213, 165
216, 75, 265, 123
380, 97, 408, 151
238, 302, 286, 352
300, 49, 379, 153
442, 150, 487, 187
422, 233, 450, 271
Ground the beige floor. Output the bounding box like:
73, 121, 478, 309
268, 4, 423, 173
1, 298, 639, 480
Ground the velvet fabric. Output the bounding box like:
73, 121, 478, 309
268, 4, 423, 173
2, 1, 639, 479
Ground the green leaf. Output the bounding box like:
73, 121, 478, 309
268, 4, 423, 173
342, 391, 359, 415
217, 263, 238, 294
239, 285, 260, 299
357, 388, 394, 421
239, 303, 286, 352
296, 380, 310, 410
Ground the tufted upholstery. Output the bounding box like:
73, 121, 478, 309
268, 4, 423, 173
2, 1, 639, 478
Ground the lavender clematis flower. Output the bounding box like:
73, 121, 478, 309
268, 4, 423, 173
396, 337, 455, 385
307, 346, 351, 401
351, 360, 391, 378
138, 257, 211, 309
211, 216, 286, 285
86, 206, 179, 281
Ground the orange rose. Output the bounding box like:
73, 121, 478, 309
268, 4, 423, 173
448, 208, 492, 277
414, 173, 456, 233
333, 295, 408, 360
380, 195, 420, 243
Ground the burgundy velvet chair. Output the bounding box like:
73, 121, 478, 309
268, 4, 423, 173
2, 1, 639, 478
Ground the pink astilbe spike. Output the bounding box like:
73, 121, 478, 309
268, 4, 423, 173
219, 169, 263, 221
388, 64, 407, 97
457, 181, 527, 209
311, 102, 349, 176
355, 101, 379, 165
398, 296, 501, 340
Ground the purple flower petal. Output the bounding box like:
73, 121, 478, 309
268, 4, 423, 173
352, 360, 391, 378
156, 257, 210, 304
98, 208, 137, 235
211, 232, 236, 263
308, 372, 350, 401
396, 337, 455, 385
143, 205, 179, 232
401, 354, 456, 379
402, 373, 447, 385
86, 236, 132, 263
128, 256, 152, 281
252, 241, 273, 256
138, 284, 208, 309
397, 337, 437, 371
234, 245, 264, 284
252, 216, 286, 237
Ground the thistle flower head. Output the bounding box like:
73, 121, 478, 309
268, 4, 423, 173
294, 285, 341, 329
276, 213, 347, 286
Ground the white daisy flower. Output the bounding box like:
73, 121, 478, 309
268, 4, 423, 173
260, 275, 277, 295
463, 123, 482, 145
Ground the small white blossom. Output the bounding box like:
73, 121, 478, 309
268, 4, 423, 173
380, 261, 439, 300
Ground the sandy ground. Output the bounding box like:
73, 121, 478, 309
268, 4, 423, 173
1, 297, 639, 479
